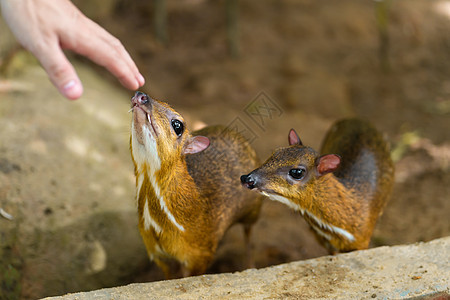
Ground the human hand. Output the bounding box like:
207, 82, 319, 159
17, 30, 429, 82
0, 0, 145, 100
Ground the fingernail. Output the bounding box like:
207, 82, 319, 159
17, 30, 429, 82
137, 74, 145, 86
63, 80, 83, 100
63, 80, 76, 90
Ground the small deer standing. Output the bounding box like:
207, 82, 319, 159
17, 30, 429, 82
130, 91, 262, 277
241, 119, 394, 253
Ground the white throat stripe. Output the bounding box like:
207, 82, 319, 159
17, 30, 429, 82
149, 174, 185, 232
143, 199, 162, 234
261, 191, 355, 242
133, 124, 185, 232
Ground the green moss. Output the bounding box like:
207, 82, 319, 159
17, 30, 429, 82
391, 131, 421, 162
1, 264, 21, 300
1, 227, 22, 300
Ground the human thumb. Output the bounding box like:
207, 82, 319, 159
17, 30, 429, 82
38, 45, 84, 100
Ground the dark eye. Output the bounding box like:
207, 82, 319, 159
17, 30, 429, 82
171, 119, 184, 137
289, 168, 306, 180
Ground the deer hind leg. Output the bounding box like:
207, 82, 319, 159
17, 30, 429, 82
239, 196, 262, 269
242, 223, 255, 269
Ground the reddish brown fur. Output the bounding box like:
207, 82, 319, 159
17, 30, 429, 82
243, 119, 394, 253
130, 93, 262, 277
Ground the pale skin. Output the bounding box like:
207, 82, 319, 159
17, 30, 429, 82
0, 0, 145, 100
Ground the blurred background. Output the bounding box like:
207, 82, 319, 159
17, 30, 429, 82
1, 0, 449, 299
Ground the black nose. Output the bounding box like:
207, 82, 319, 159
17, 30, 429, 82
131, 91, 149, 106
240, 174, 255, 189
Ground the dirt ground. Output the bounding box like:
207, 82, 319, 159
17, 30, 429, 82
102, 0, 450, 282
1, 0, 449, 298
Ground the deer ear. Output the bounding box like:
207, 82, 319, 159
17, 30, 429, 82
317, 154, 341, 176
183, 136, 210, 154
288, 129, 303, 146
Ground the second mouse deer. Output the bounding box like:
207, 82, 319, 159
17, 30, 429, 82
241, 119, 394, 253
130, 91, 262, 278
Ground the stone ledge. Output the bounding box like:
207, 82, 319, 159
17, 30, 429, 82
43, 237, 449, 300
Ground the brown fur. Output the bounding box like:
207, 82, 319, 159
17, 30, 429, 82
130, 93, 262, 277
243, 118, 394, 253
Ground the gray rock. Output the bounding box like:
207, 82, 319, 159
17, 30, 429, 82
43, 236, 450, 300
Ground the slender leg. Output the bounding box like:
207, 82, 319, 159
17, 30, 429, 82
153, 257, 171, 279
181, 261, 208, 278
181, 264, 190, 278
243, 223, 255, 269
